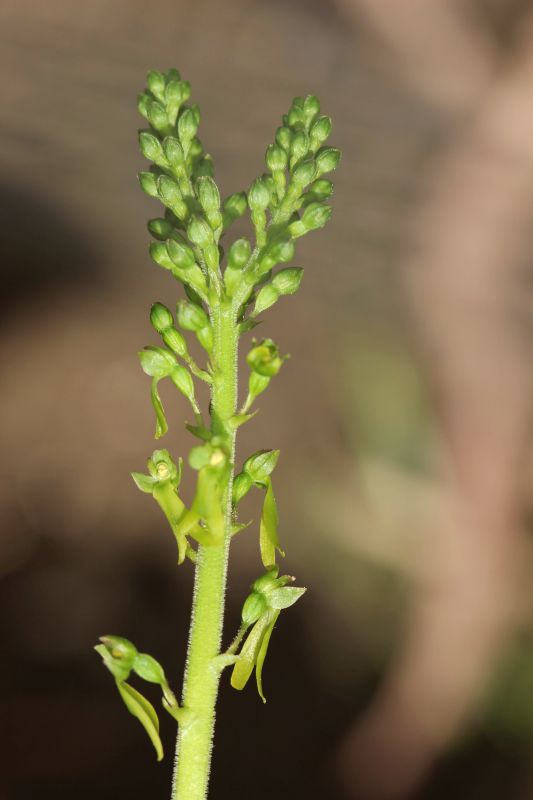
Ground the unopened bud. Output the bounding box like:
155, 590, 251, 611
315, 146, 341, 176
272, 267, 303, 296
232, 471, 253, 505
176, 299, 209, 332
290, 131, 309, 165
275, 126, 292, 151
243, 449, 280, 483
157, 175, 187, 219
148, 218, 175, 240
310, 115, 332, 147
223, 192, 247, 225
248, 177, 271, 211
228, 238, 251, 269
197, 176, 220, 214
187, 215, 213, 248
301, 202, 332, 231
139, 171, 159, 198
133, 653, 167, 685
163, 136, 185, 169
266, 144, 288, 173
146, 69, 166, 102
137, 92, 151, 121
150, 241, 175, 271
254, 284, 280, 315
178, 108, 198, 144
241, 591, 268, 626
148, 102, 170, 132
303, 94, 320, 123
150, 302, 174, 333
167, 238, 196, 270
139, 131, 167, 167
170, 363, 197, 409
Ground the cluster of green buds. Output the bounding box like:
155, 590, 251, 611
97, 68, 340, 766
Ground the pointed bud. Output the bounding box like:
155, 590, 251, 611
305, 179, 334, 202
170, 363, 197, 409
242, 592, 268, 626
197, 176, 220, 213
290, 131, 309, 165
146, 69, 166, 102
148, 102, 170, 132
223, 192, 247, 227
137, 92, 152, 121
275, 126, 292, 151
265, 144, 288, 172
176, 300, 209, 332
228, 238, 251, 269
272, 267, 303, 296
310, 115, 332, 146
163, 136, 185, 169
139, 131, 167, 167
303, 94, 320, 123
139, 171, 159, 198
133, 653, 167, 685
148, 218, 175, 240
315, 146, 341, 176
253, 284, 280, 315
157, 175, 188, 219
292, 159, 316, 188
150, 241, 175, 271
248, 177, 271, 211
187, 215, 213, 248
150, 303, 174, 333
301, 202, 332, 231
232, 471, 253, 505
167, 238, 196, 270
243, 449, 280, 484
178, 108, 199, 144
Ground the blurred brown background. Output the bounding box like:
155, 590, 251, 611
2, 0, 533, 798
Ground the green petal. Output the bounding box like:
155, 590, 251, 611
151, 378, 168, 439
259, 478, 284, 567
256, 611, 280, 703
116, 680, 163, 761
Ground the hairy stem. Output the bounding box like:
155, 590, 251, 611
172, 300, 238, 800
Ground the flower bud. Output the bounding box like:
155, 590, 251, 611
253, 284, 280, 315
137, 92, 151, 121
178, 108, 198, 144
286, 103, 305, 129
165, 78, 188, 106
292, 159, 316, 188
249, 371, 271, 400
305, 178, 333, 202
165, 67, 181, 81
290, 131, 309, 165
176, 299, 209, 332
272, 267, 303, 296
228, 238, 251, 269
275, 126, 292, 151
148, 218, 175, 240
243, 449, 280, 484
196, 176, 220, 214
150, 302, 174, 333
301, 202, 332, 231
150, 241, 175, 271
167, 238, 196, 270
157, 175, 188, 218
241, 591, 268, 625
223, 192, 247, 226
170, 364, 197, 408
138, 171, 159, 198
247, 339, 284, 377
162, 327, 188, 359
248, 177, 271, 211
315, 146, 341, 176
133, 653, 167, 685
187, 215, 213, 248
303, 94, 320, 123
265, 144, 288, 173
146, 69, 166, 102
148, 102, 170, 133
163, 136, 185, 169
139, 131, 167, 167
310, 115, 332, 147
196, 324, 214, 353
232, 471, 253, 505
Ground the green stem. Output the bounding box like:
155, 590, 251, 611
172, 300, 238, 800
